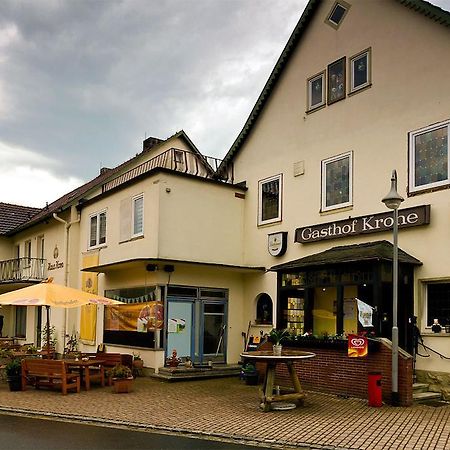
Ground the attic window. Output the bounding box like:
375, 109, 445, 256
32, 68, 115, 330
326, 1, 350, 29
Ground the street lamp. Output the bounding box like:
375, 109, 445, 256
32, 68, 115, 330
382, 169, 404, 406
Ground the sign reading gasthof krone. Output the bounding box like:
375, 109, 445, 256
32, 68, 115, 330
295, 205, 430, 244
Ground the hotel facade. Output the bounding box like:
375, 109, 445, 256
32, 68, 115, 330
1, 0, 449, 399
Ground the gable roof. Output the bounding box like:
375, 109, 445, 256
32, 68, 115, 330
0, 202, 41, 235
270, 240, 422, 271
218, 0, 450, 172
7, 130, 204, 236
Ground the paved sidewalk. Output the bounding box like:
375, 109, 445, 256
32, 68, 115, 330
0, 377, 449, 450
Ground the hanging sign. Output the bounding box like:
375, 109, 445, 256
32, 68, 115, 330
356, 298, 374, 327
348, 334, 368, 358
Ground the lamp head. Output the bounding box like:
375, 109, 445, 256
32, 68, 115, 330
382, 170, 404, 210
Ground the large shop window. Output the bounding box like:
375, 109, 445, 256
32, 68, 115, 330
104, 286, 164, 348
409, 120, 449, 194
89, 210, 107, 248
426, 282, 450, 328
132, 194, 144, 237
321, 151, 353, 211
258, 174, 282, 226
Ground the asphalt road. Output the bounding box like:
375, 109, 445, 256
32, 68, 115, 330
0, 413, 273, 450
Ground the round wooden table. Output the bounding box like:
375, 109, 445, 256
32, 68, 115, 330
240, 350, 315, 412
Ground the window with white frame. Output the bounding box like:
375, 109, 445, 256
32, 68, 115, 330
258, 174, 282, 226
321, 151, 352, 211
326, 1, 350, 29
409, 120, 449, 194
307, 71, 325, 111
15, 306, 27, 338
132, 194, 144, 237
350, 48, 371, 93
89, 210, 107, 248
425, 282, 450, 328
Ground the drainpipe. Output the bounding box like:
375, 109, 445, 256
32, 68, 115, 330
52, 207, 81, 348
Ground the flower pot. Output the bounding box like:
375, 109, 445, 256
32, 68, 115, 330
112, 377, 134, 393
244, 372, 259, 385
273, 344, 282, 356
7, 375, 22, 392
133, 359, 144, 369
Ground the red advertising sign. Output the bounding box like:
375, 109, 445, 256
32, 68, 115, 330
348, 334, 368, 358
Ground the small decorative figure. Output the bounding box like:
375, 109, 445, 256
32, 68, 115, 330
431, 319, 442, 333
166, 348, 181, 367
185, 356, 193, 369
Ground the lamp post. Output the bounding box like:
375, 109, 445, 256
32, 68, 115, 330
382, 169, 404, 406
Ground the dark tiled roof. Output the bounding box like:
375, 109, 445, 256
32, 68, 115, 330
270, 240, 422, 271
7, 130, 201, 235
0, 202, 42, 235
219, 0, 450, 171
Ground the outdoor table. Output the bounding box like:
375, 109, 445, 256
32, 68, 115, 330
240, 350, 315, 412
64, 359, 105, 390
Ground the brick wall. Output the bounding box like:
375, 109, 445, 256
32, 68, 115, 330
257, 338, 413, 406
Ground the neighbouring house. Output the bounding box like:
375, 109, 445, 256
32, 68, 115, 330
1, 0, 449, 404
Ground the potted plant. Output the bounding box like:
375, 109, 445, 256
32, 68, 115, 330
110, 364, 134, 393
5, 357, 22, 391
269, 328, 290, 356
241, 362, 259, 385
132, 352, 144, 377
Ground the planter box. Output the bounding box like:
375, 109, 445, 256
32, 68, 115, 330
112, 377, 134, 393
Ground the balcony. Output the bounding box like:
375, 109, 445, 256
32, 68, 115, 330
102, 148, 234, 193
0, 258, 47, 284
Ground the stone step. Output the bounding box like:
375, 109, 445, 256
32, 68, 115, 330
413, 391, 442, 403
150, 364, 241, 382
413, 382, 430, 393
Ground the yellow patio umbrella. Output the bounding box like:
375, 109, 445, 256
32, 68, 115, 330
0, 278, 123, 357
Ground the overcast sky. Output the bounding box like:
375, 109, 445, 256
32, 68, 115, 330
1, 0, 449, 208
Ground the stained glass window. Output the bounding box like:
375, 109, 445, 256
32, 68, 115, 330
410, 122, 449, 193
308, 72, 325, 110
351, 49, 370, 92
322, 152, 352, 211
258, 175, 282, 225
327, 57, 346, 104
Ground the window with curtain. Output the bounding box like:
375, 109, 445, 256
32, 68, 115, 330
258, 174, 282, 225
132, 194, 144, 237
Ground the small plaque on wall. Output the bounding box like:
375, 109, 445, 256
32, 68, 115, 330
268, 232, 288, 257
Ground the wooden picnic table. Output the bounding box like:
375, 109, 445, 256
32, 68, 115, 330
240, 350, 315, 412
64, 358, 105, 390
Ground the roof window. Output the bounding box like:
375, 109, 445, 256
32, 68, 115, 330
326, 1, 350, 29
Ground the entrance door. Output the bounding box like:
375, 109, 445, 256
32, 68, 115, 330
200, 301, 226, 364
166, 300, 194, 361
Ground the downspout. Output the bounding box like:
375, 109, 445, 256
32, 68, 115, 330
53, 207, 81, 349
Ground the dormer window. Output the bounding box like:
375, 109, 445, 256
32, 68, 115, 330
326, 1, 350, 29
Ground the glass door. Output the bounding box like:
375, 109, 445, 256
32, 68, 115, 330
200, 301, 226, 364
166, 300, 194, 361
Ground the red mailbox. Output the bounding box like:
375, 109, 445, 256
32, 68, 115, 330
368, 372, 382, 407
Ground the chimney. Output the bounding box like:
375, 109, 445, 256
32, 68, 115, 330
100, 167, 111, 175
143, 136, 162, 152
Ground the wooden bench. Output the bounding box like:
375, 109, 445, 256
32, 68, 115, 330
21, 359, 80, 395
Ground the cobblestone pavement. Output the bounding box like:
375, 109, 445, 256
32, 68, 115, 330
0, 377, 449, 450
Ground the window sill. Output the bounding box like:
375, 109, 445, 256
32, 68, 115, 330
119, 235, 145, 245
257, 219, 282, 228
348, 83, 372, 97
87, 244, 107, 251
305, 104, 326, 115
408, 183, 450, 197
421, 332, 450, 337
320, 205, 353, 216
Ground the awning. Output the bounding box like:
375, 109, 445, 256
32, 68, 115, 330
270, 240, 422, 272
81, 257, 265, 274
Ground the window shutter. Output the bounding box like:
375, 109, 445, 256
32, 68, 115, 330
120, 198, 132, 242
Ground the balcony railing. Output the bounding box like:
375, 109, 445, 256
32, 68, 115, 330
102, 148, 234, 193
0, 258, 47, 283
